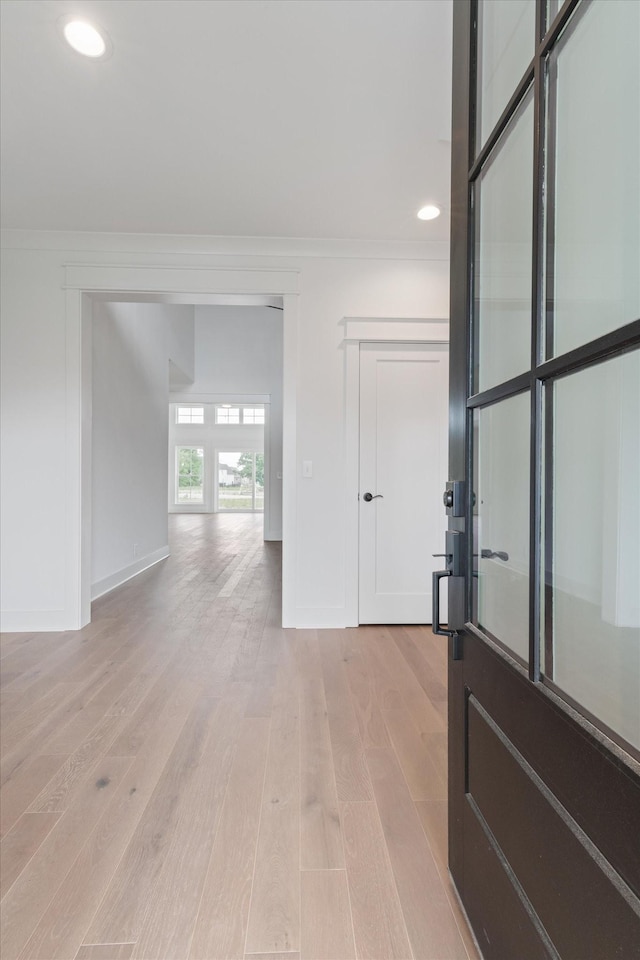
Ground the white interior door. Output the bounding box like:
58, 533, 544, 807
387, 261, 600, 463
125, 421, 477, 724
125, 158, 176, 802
359, 342, 449, 623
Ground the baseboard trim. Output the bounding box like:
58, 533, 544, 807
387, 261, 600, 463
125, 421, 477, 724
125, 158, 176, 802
0, 609, 70, 632
264, 530, 283, 542
91, 546, 170, 601
292, 607, 348, 629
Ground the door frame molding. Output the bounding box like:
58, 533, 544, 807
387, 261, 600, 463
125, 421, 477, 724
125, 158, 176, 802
342, 316, 448, 625
64, 263, 299, 629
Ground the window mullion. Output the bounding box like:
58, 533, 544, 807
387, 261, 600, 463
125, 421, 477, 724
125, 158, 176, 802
529, 0, 547, 682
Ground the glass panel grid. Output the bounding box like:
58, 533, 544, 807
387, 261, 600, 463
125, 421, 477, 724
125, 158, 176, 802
472, 392, 531, 663
474, 88, 535, 394
468, 0, 640, 756
476, 0, 536, 152
176, 405, 204, 424
215, 406, 241, 424
544, 0, 640, 360
544, 351, 640, 750
243, 407, 265, 424
215, 405, 265, 424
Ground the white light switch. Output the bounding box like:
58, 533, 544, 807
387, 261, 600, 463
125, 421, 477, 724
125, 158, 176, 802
302, 460, 313, 478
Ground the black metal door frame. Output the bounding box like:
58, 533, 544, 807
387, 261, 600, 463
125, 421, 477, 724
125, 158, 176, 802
447, 0, 640, 954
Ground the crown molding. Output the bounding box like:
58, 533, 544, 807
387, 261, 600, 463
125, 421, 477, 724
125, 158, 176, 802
1, 229, 450, 263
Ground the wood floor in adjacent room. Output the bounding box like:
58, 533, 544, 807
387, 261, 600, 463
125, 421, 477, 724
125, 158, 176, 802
1, 514, 478, 960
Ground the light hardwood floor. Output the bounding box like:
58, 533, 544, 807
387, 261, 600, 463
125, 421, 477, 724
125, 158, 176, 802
1, 514, 479, 960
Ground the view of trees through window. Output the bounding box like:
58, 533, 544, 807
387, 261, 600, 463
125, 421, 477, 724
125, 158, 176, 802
172, 404, 266, 511
177, 447, 204, 502
218, 451, 264, 511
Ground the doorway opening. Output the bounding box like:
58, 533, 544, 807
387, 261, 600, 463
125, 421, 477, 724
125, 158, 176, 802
92, 304, 281, 601
70, 272, 299, 629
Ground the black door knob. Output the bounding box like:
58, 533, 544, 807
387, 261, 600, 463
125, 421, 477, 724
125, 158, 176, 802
363, 492, 383, 502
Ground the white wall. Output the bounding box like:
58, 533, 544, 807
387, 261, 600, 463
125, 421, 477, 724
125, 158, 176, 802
173, 305, 283, 537
0, 249, 67, 628
187, 306, 283, 397
91, 301, 193, 600
290, 256, 450, 622
168, 311, 195, 385
0, 231, 449, 630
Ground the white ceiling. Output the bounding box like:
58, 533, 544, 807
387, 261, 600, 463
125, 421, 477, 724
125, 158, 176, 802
0, 0, 452, 242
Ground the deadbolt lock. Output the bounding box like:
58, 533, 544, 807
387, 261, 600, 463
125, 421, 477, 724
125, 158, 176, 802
443, 480, 465, 517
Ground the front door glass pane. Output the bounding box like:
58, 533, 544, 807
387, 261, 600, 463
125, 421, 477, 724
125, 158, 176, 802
546, 0, 640, 358
473, 392, 531, 662
548, 350, 640, 750
547, 0, 568, 27
474, 89, 534, 393
477, 0, 536, 151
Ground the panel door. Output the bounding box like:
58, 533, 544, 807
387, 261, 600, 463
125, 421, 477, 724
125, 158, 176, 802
359, 342, 448, 623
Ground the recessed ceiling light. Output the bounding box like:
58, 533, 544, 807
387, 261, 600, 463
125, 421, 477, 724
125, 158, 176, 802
417, 204, 441, 221
61, 18, 110, 59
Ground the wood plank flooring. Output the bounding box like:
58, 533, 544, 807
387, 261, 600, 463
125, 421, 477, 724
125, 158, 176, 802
1, 513, 479, 960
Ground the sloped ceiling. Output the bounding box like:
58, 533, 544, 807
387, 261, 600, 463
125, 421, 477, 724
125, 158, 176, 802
0, 0, 452, 241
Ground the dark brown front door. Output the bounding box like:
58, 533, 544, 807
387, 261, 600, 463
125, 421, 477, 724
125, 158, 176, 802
445, 1, 640, 956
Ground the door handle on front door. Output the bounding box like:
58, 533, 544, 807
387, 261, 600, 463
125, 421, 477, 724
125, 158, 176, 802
362, 492, 383, 501
432, 569, 455, 637
432, 529, 462, 656
480, 548, 509, 561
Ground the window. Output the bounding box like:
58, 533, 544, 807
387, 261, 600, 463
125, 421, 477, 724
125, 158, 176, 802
217, 451, 264, 512
176, 405, 204, 425
215, 404, 265, 424
176, 447, 204, 503
215, 406, 241, 424
242, 407, 265, 424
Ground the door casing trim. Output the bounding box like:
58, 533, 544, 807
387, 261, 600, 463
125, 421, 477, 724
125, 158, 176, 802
64, 264, 299, 629
342, 317, 449, 626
